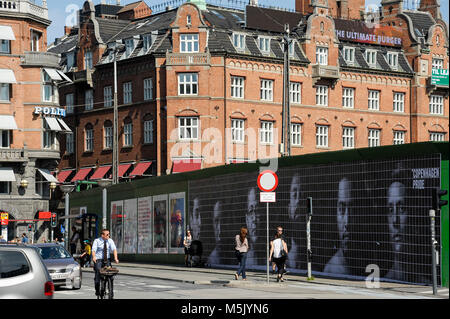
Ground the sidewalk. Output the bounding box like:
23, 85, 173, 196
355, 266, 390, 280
82, 261, 448, 297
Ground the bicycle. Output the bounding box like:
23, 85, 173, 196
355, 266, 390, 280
98, 265, 119, 299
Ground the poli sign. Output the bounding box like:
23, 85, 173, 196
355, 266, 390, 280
34, 106, 66, 117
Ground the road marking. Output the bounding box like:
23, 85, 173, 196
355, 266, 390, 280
148, 285, 177, 289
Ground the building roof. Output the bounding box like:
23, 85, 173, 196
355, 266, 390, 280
245, 5, 304, 33
117, 1, 144, 14
403, 10, 436, 39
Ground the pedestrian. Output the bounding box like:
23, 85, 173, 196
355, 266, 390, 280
70, 226, 79, 255
0, 235, 6, 243
21, 233, 29, 244
183, 229, 192, 266
234, 226, 249, 281
80, 240, 92, 267
269, 226, 288, 282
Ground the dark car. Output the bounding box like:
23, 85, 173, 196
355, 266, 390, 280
31, 243, 82, 290
0, 244, 54, 299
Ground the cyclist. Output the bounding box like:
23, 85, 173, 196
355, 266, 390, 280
92, 229, 119, 297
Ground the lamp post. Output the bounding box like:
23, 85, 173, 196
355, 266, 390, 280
112, 42, 123, 185
59, 183, 75, 251
97, 178, 112, 230
49, 181, 57, 242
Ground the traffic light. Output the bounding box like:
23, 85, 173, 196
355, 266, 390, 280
51, 213, 57, 228
307, 197, 313, 216
27, 224, 33, 232
432, 188, 448, 210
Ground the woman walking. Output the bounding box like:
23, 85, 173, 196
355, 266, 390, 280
183, 230, 193, 266
234, 226, 249, 281
269, 226, 288, 282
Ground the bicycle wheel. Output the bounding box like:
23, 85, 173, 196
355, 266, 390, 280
99, 277, 106, 299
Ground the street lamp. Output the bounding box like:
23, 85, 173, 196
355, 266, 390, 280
112, 42, 124, 185
59, 183, 75, 251
97, 178, 112, 230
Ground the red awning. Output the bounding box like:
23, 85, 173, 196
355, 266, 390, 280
57, 170, 74, 183
129, 162, 152, 177
172, 159, 202, 173
90, 166, 111, 180
118, 164, 132, 178
71, 168, 92, 182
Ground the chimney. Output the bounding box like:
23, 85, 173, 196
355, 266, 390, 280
419, 0, 442, 20
64, 26, 73, 35
250, 0, 258, 6
116, 0, 121, 5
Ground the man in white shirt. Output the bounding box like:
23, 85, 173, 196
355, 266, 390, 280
92, 229, 119, 296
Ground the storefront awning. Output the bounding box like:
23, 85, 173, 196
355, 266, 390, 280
119, 164, 132, 178
0, 167, 16, 182
71, 167, 92, 182
57, 118, 72, 132
56, 70, 72, 82
37, 168, 58, 183
0, 25, 15, 41
44, 117, 62, 131
0, 115, 18, 130
129, 162, 152, 177
0, 69, 17, 84
90, 166, 111, 180
57, 170, 74, 183
43, 68, 63, 81
172, 159, 202, 173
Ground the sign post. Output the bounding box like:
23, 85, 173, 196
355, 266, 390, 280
257, 170, 278, 284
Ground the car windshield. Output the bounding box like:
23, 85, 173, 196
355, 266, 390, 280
38, 246, 72, 260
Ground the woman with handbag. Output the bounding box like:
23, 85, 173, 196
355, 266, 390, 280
269, 226, 288, 282
234, 226, 249, 281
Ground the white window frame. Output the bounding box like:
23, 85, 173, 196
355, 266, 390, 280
0, 83, 10, 102
143, 34, 152, 52
258, 37, 271, 54
289, 41, 295, 57
231, 76, 244, 99
104, 86, 112, 107
316, 125, 329, 148
42, 71, 55, 103
231, 119, 245, 143
124, 122, 133, 147
85, 127, 94, 152
387, 52, 398, 70
393, 130, 405, 145
342, 127, 355, 149
316, 47, 328, 66
180, 34, 199, 53
260, 79, 273, 101
104, 125, 113, 149
144, 120, 153, 144
31, 30, 41, 52
85, 89, 93, 110
316, 85, 328, 106
393, 92, 405, 113
429, 95, 444, 115
123, 81, 132, 104
178, 73, 198, 96
343, 47, 355, 64
430, 132, 445, 141
66, 132, 74, 154
368, 129, 380, 147
178, 117, 199, 140
0, 130, 11, 148
365, 50, 377, 68
144, 78, 153, 101
260, 121, 274, 144
66, 93, 74, 114
125, 38, 135, 57
368, 90, 380, 111
0, 39, 10, 54
232, 33, 245, 51
84, 50, 93, 69
291, 123, 302, 146
342, 87, 354, 108
43, 121, 57, 150
432, 58, 444, 70
290, 82, 301, 104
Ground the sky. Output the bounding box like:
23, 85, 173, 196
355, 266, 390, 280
45, 0, 449, 45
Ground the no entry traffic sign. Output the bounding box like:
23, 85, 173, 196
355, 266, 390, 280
257, 170, 278, 192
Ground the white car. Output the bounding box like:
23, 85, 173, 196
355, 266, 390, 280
32, 243, 82, 290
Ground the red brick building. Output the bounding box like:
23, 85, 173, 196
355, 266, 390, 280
49, 0, 448, 183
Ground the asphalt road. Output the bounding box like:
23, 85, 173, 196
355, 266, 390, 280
53, 272, 444, 300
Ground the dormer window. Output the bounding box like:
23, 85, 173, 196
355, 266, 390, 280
343, 47, 355, 65
180, 34, 199, 53
233, 33, 245, 51
387, 52, 398, 70
258, 36, 270, 54
125, 38, 135, 57
365, 49, 377, 68
143, 34, 152, 52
